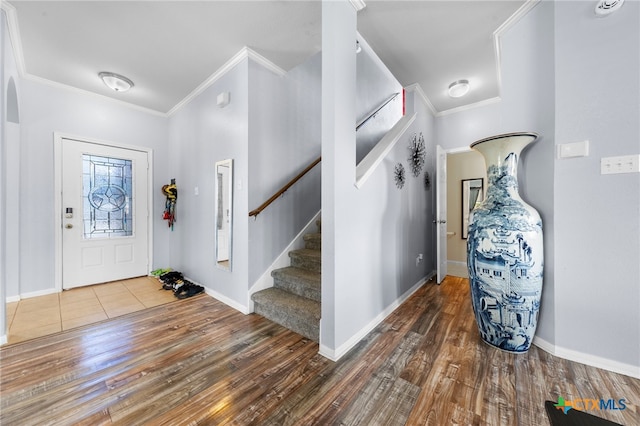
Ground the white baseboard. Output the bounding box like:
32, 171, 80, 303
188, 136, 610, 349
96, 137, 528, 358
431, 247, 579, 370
319, 271, 436, 361
247, 211, 321, 312
6, 287, 59, 303
533, 336, 640, 379
185, 276, 250, 315
6, 295, 20, 303
0, 334, 7, 345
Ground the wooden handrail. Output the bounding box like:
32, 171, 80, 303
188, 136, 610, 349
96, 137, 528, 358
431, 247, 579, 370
249, 156, 321, 218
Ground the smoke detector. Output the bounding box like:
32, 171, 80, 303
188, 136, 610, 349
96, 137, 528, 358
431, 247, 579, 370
595, 0, 624, 16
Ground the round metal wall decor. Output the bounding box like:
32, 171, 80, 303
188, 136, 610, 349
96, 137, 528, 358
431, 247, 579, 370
424, 171, 431, 190
408, 132, 426, 177
394, 163, 406, 189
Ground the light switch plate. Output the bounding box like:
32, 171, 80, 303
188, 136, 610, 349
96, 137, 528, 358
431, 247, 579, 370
557, 140, 589, 158
601, 155, 640, 174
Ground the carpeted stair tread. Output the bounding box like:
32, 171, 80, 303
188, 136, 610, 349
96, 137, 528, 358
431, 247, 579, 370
252, 288, 320, 341
303, 233, 321, 250
271, 266, 321, 302
289, 248, 321, 273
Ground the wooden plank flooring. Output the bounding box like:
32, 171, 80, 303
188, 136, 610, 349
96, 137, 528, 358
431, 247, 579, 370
1, 276, 639, 425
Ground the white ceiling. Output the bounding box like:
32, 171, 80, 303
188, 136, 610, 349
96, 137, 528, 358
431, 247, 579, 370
5, 1, 528, 115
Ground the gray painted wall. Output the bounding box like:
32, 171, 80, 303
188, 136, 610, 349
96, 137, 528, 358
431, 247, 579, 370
554, 0, 639, 368
435, 1, 556, 346
322, 2, 433, 355
435, 1, 639, 373
355, 36, 404, 164
14, 80, 171, 296
248, 54, 322, 286
2, 9, 20, 307
167, 59, 250, 308
499, 0, 557, 351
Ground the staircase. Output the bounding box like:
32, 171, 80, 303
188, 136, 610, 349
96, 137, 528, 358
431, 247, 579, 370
251, 220, 321, 341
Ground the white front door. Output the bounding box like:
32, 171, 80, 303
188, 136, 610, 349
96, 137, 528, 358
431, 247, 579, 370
435, 145, 447, 284
61, 138, 149, 289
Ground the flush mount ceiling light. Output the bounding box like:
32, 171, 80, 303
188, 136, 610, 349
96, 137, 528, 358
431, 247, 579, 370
448, 79, 470, 98
595, 0, 624, 16
99, 72, 134, 92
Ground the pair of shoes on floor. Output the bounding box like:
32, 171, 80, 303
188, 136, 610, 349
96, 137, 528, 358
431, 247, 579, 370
159, 271, 184, 290
174, 281, 204, 299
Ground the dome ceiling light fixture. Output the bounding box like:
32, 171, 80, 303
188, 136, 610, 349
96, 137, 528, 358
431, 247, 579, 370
595, 0, 625, 16
448, 79, 470, 98
99, 72, 134, 92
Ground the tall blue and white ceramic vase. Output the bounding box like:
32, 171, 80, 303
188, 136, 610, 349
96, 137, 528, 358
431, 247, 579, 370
467, 132, 543, 353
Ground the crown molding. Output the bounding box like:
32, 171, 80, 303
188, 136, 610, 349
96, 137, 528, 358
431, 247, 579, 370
1, 1, 27, 77
493, 0, 541, 99
23, 73, 167, 117
406, 0, 538, 118
404, 83, 437, 116
436, 96, 502, 117
350, 0, 367, 12
167, 46, 286, 117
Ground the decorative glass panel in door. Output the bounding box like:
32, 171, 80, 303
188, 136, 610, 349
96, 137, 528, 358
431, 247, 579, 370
82, 154, 133, 239
62, 138, 148, 289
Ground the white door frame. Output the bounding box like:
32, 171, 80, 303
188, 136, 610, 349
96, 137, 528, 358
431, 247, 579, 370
437, 146, 474, 283
435, 145, 447, 284
53, 132, 154, 292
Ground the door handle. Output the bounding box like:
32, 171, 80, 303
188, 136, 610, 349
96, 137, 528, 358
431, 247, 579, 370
433, 220, 446, 224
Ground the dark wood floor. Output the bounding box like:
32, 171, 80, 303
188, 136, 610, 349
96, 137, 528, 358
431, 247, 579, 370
1, 276, 638, 425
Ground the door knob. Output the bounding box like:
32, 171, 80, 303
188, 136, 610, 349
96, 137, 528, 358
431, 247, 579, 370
65, 223, 73, 229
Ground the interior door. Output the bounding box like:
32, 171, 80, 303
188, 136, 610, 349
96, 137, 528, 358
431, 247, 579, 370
61, 139, 149, 289
435, 145, 447, 284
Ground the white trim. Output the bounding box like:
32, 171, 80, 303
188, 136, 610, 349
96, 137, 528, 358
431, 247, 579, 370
1, 2, 26, 77
0, 335, 7, 345
404, 84, 437, 116
5, 295, 20, 303
403, 1, 538, 118
0, 10, 285, 119
18, 287, 59, 300
493, 0, 541, 101
447, 146, 473, 155
494, 0, 541, 38
533, 336, 640, 379
435, 96, 502, 117
53, 133, 154, 292
355, 113, 416, 188
23, 73, 167, 117
245, 47, 288, 77
247, 211, 321, 312
350, 0, 367, 12
167, 46, 286, 117
190, 278, 251, 315
319, 272, 436, 361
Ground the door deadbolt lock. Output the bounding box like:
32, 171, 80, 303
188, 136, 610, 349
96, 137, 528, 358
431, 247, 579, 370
65, 223, 73, 229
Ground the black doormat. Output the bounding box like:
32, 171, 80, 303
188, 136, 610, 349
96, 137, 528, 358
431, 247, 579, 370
545, 401, 623, 426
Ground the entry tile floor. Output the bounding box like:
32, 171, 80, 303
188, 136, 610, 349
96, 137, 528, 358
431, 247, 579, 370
5, 276, 177, 344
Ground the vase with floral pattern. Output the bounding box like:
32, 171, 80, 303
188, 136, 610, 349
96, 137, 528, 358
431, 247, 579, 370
466, 132, 543, 353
